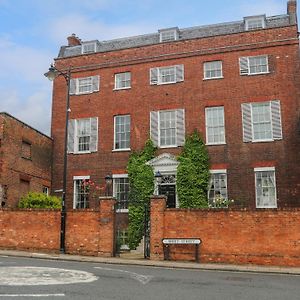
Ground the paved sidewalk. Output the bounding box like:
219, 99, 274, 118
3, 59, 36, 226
0, 249, 300, 275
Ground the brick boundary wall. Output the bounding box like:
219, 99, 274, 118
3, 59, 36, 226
150, 196, 300, 267
0, 197, 116, 257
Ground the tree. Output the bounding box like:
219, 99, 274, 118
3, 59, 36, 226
127, 140, 156, 249
177, 130, 210, 208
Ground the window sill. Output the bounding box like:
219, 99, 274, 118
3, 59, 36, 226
203, 76, 224, 81
159, 145, 180, 149
241, 71, 270, 76
206, 142, 226, 146
71, 151, 92, 155
112, 148, 131, 152
256, 205, 277, 209
73, 91, 98, 96
116, 209, 129, 213
21, 156, 32, 161
251, 139, 275, 143
113, 87, 131, 91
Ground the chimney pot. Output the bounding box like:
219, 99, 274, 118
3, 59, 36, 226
67, 34, 81, 46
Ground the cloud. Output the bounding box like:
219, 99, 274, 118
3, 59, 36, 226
0, 88, 51, 135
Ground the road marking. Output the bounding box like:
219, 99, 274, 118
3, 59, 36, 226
0, 294, 65, 297
94, 266, 153, 284
0, 267, 98, 286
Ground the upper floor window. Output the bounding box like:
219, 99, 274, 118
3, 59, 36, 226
82, 42, 97, 54
159, 28, 179, 42
255, 167, 277, 208
244, 16, 266, 31
21, 140, 31, 160
150, 64, 184, 85
208, 170, 228, 208
241, 100, 282, 143
203, 61, 223, 79
205, 107, 225, 145
70, 76, 100, 95
73, 176, 90, 209
114, 115, 131, 150
150, 109, 185, 148
239, 55, 269, 75
67, 117, 98, 154
114, 72, 131, 90
113, 175, 129, 211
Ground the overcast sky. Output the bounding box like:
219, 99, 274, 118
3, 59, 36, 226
0, 0, 296, 135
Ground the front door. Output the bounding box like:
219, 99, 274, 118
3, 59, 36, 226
159, 184, 176, 208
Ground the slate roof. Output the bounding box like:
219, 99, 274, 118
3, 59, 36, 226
58, 14, 291, 58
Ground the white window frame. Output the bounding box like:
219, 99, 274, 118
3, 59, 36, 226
205, 106, 226, 145
158, 110, 177, 148
82, 42, 96, 54
245, 16, 266, 31
73, 175, 90, 209
158, 66, 176, 85
159, 29, 178, 42
113, 174, 129, 213
254, 167, 277, 208
114, 72, 131, 90
208, 169, 228, 207
240, 55, 269, 76
203, 61, 223, 80
113, 115, 131, 151
77, 77, 93, 95
75, 118, 92, 153
42, 186, 49, 195
251, 102, 272, 142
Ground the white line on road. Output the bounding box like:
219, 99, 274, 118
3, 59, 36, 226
94, 266, 153, 284
0, 294, 65, 297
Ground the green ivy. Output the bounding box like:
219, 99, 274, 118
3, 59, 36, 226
127, 139, 156, 249
177, 130, 210, 208
18, 192, 62, 209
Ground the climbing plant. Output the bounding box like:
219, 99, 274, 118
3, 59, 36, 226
127, 139, 156, 249
177, 130, 210, 208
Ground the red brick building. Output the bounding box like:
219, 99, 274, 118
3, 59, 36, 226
50, 0, 300, 231
0, 113, 53, 207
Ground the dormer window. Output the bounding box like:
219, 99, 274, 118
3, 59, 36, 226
159, 27, 179, 42
82, 42, 96, 54
244, 15, 266, 31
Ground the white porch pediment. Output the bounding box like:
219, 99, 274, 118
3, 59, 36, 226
146, 153, 179, 174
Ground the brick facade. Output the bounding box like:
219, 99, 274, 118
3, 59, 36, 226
0, 113, 53, 207
150, 196, 300, 266
0, 197, 116, 256
50, 1, 300, 211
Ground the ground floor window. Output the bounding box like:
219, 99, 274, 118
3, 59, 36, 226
117, 229, 129, 250
113, 175, 129, 211
208, 170, 228, 207
255, 167, 277, 208
73, 176, 90, 209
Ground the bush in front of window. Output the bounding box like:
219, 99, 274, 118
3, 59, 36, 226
177, 130, 210, 208
18, 192, 62, 209
127, 139, 156, 250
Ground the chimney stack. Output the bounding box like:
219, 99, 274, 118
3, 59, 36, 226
67, 34, 81, 46
287, 0, 297, 24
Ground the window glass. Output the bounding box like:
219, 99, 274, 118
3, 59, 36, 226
78, 77, 93, 94
255, 170, 276, 208
77, 119, 91, 152
252, 102, 272, 141
115, 72, 131, 89
159, 67, 176, 84
205, 107, 225, 144
208, 172, 228, 207
249, 56, 268, 74
204, 61, 223, 79
114, 115, 130, 150
160, 111, 176, 146
74, 179, 89, 209
114, 177, 129, 210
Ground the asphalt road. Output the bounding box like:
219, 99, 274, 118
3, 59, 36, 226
0, 255, 299, 300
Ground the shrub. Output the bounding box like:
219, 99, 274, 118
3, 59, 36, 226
18, 192, 62, 209
127, 139, 156, 249
177, 130, 210, 208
